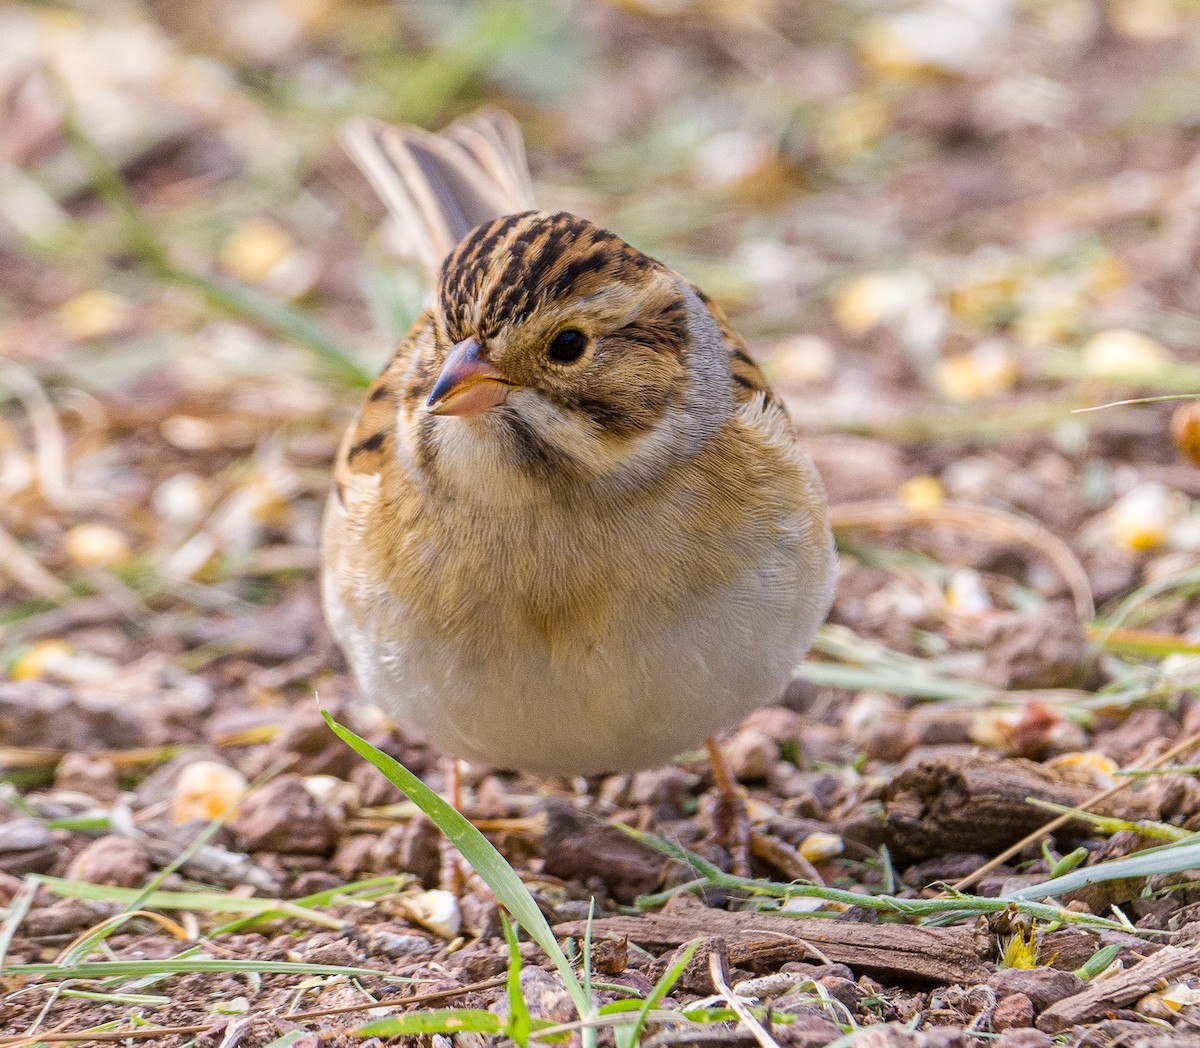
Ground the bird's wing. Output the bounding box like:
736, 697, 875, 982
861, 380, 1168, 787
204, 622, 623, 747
329, 313, 438, 510
323, 312, 441, 659
342, 109, 537, 284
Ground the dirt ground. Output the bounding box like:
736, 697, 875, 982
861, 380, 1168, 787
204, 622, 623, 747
4, 1, 1200, 1045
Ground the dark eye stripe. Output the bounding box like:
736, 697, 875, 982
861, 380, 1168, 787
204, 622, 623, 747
348, 429, 388, 459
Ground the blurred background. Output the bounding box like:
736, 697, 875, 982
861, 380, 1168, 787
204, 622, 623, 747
8, 5, 1200, 1034
3, 0, 1200, 734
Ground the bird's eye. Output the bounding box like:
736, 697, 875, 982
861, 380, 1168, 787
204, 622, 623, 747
547, 329, 587, 364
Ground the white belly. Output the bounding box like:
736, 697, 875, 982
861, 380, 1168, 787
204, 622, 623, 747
325, 545, 828, 776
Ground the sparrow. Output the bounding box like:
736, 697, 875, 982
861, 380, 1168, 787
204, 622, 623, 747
322, 110, 835, 784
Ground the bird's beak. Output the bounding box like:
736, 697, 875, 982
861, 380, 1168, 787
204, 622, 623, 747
426, 338, 513, 417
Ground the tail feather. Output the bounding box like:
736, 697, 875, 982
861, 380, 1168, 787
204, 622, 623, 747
342, 110, 536, 284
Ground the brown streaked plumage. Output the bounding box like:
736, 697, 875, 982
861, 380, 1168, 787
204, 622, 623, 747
323, 111, 835, 777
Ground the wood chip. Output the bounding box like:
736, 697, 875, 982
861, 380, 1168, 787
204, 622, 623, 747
842, 753, 1109, 863
1037, 945, 1200, 1033
554, 910, 991, 985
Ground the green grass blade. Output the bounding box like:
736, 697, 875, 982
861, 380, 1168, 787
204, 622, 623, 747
623, 825, 1138, 933
60, 989, 172, 1004
795, 661, 993, 702
1075, 943, 1121, 981
1049, 847, 1089, 879
34, 875, 347, 935
0, 876, 37, 968
211, 874, 410, 934
599, 999, 647, 1016
321, 707, 592, 1021
3, 958, 410, 981
262, 1033, 320, 1048
357, 1009, 504, 1036
503, 913, 533, 1047
1009, 837, 1200, 901
36, 876, 298, 913
581, 897, 595, 1020
617, 940, 699, 1048
167, 267, 374, 388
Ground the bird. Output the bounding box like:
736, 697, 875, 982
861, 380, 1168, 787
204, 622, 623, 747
322, 110, 835, 850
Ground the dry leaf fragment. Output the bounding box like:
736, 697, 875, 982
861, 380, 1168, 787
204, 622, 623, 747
945, 568, 993, 617
58, 290, 130, 340
834, 272, 928, 337
173, 761, 249, 825
1107, 483, 1176, 551
818, 94, 889, 161
11, 639, 72, 681
859, 0, 1012, 77
219, 219, 294, 284
1137, 981, 1200, 1018
399, 888, 461, 939
10, 639, 116, 684
1045, 751, 1118, 788
770, 335, 835, 385
935, 341, 1018, 401
1082, 328, 1172, 379
65, 523, 131, 567
798, 832, 844, 863
1170, 401, 1200, 469
302, 775, 360, 821
898, 474, 946, 511
1109, 0, 1183, 41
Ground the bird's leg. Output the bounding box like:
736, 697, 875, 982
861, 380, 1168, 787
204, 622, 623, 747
449, 755, 464, 813
706, 737, 752, 879
439, 756, 468, 894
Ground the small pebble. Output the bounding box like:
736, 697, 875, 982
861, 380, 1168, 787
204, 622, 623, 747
67, 835, 151, 889
988, 967, 1082, 1010
995, 1030, 1052, 1048
0, 818, 59, 875
54, 753, 120, 805
366, 928, 435, 960
725, 728, 776, 781
230, 774, 336, 856
992, 991, 1035, 1030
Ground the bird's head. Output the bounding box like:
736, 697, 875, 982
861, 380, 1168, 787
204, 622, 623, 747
416, 211, 732, 492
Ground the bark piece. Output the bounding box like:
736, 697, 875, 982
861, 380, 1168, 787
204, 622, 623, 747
833, 1026, 968, 1047
1056, 1019, 1198, 1047
1037, 945, 1200, 1033
1038, 929, 1100, 973
980, 603, 1088, 691
555, 909, 990, 985
54, 753, 120, 804
840, 754, 1104, 862
776, 1013, 845, 1048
